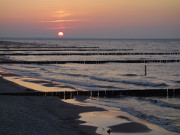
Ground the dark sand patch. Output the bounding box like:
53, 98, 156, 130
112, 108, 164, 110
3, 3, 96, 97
109, 122, 151, 133
118, 116, 132, 121
22, 79, 50, 84
43, 83, 76, 89
74, 96, 90, 102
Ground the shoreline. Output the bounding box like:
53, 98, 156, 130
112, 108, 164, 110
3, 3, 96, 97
68, 96, 177, 135
0, 69, 177, 135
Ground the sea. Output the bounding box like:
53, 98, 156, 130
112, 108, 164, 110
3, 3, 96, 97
0, 39, 180, 134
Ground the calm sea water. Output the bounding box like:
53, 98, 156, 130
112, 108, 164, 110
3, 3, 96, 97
0, 39, 180, 133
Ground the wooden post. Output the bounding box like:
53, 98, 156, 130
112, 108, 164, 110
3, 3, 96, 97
145, 65, 147, 76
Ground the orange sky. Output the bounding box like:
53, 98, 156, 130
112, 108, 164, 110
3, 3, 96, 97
0, 0, 180, 38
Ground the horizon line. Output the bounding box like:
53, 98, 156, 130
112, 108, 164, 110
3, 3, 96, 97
0, 37, 180, 40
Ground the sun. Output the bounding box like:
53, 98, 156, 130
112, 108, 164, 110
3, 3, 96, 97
58, 32, 64, 37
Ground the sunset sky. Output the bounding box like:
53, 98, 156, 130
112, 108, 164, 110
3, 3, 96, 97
0, 0, 180, 38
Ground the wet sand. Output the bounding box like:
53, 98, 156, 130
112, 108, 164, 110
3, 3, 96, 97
69, 96, 176, 135
0, 69, 87, 92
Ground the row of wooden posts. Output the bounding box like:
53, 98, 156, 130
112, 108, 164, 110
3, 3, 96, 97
0, 89, 179, 99
0, 60, 179, 64
0, 52, 180, 56
0, 46, 100, 49
0, 49, 133, 51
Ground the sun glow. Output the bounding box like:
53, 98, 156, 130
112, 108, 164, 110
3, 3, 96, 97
58, 32, 64, 37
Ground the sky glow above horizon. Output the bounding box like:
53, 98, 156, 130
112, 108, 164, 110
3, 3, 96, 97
0, 0, 180, 38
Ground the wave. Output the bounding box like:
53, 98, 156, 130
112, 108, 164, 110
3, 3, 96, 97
137, 97, 180, 109
41, 77, 121, 91
21, 65, 39, 69
120, 107, 180, 133
60, 73, 89, 78
57, 72, 173, 89
90, 76, 169, 87
86, 85, 119, 89
43, 71, 169, 88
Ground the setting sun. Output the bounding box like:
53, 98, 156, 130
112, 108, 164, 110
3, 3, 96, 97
58, 32, 64, 37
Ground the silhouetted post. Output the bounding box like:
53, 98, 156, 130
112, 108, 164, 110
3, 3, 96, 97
145, 65, 147, 76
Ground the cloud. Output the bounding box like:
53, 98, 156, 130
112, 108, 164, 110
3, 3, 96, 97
52, 10, 72, 18
54, 10, 67, 14
40, 10, 85, 31
40, 20, 82, 23
45, 27, 72, 29
40, 10, 85, 23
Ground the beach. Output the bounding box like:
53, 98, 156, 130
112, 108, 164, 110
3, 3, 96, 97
0, 69, 177, 135
0, 72, 104, 135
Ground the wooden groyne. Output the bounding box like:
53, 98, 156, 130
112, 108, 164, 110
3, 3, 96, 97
0, 49, 133, 52
0, 88, 179, 99
0, 91, 74, 99
0, 52, 180, 56
0, 41, 99, 48
0, 46, 99, 49
74, 88, 180, 97
0, 60, 179, 64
